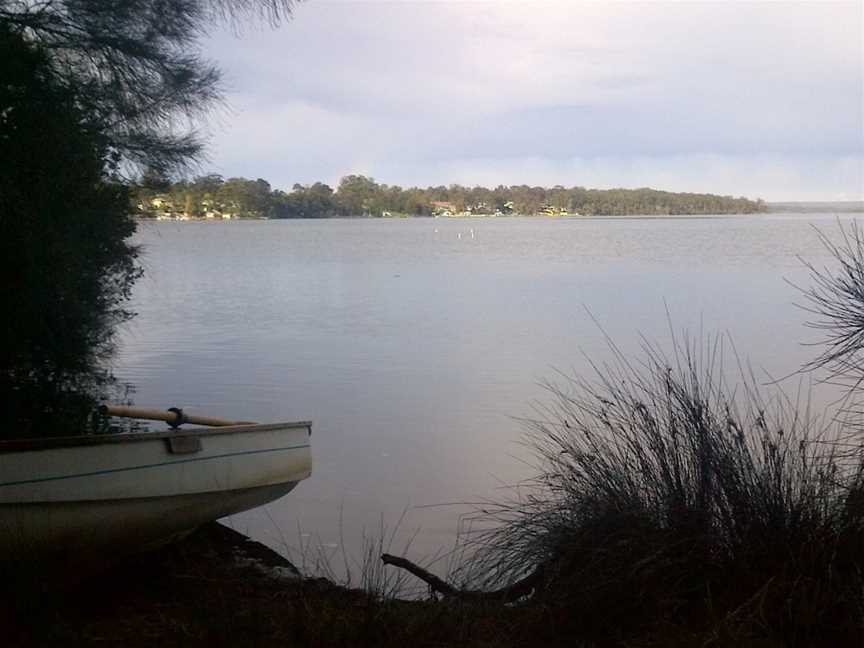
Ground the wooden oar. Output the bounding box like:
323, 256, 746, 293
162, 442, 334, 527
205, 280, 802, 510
99, 405, 256, 428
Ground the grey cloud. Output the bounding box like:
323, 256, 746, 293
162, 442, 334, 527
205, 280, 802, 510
201, 0, 863, 200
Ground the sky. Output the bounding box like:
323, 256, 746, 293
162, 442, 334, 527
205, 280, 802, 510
201, 0, 864, 201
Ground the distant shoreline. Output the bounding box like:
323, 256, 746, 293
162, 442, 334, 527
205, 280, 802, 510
137, 210, 863, 222
766, 201, 864, 214
132, 174, 766, 221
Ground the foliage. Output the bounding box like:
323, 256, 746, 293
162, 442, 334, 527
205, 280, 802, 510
274, 182, 338, 218
133, 173, 767, 219
0, 0, 297, 175
0, 26, 141, 437
0, 2, 296, 437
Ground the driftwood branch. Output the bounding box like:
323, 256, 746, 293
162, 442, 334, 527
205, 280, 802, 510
381, 554, 545, 602
380, 554, 458, 596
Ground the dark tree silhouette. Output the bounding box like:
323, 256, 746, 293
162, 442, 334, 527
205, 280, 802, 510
0, 0, 298, 175
0, 26, 140, 436
0, 2, 297, 436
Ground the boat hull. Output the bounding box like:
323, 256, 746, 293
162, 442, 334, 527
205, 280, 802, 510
1, 482, 298, 563
0, 422, 311, 568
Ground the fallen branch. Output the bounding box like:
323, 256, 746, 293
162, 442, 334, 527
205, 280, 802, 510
381, 554, 545, 602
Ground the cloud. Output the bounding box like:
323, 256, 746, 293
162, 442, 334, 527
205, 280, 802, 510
201, 0, 864, 200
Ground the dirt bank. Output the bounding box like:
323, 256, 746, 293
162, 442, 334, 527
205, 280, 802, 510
1, 522, 532, 647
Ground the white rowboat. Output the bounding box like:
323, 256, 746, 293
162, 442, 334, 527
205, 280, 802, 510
0, 416, 311, 569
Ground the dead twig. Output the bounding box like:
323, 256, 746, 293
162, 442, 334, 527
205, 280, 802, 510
381, 554, 544, 602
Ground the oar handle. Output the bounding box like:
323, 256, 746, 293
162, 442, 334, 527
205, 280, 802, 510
99, 405, 256, 428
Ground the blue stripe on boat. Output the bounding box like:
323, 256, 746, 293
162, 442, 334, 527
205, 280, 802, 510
0, 444, 311, 488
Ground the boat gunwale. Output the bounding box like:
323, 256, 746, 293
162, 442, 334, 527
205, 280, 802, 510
0, 421, 312, 454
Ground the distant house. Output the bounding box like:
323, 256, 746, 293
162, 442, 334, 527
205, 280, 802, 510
540, 204, 568, 216
430, 200, 456, 216
147, 195, 177, 220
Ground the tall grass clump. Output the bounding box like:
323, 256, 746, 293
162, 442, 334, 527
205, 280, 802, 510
799, 223, 864, 389
462, 332, 864, 645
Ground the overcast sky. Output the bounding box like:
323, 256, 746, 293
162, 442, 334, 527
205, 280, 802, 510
201, 0, 863, 201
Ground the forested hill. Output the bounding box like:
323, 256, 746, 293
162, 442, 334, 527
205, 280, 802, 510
132, 174, 767, 220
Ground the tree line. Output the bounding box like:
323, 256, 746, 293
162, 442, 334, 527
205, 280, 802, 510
133, 173, 766, 219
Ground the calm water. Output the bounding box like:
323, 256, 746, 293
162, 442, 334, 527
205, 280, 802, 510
115, 214, 861, 565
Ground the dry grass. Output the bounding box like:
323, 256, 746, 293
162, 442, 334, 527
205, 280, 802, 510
457, 332, 864, 646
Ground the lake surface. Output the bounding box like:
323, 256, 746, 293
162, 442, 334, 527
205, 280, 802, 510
115, 214, 862, 570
